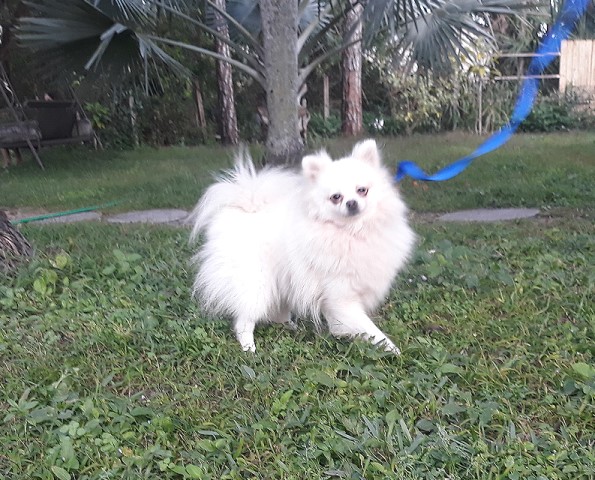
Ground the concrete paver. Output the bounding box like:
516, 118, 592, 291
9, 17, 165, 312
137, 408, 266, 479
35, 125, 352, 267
106, 209, 190, 225
438, 208, 540, 222
38, 211, 103, 224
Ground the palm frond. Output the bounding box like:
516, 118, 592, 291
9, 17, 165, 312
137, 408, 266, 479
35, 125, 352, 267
378, 0, 540, 73
152, 0, 265, 70
90, 0, 156, 26
148, 35, 265, 85
19, 0, 194, 88
136, 33, 193, 78
202, 0, 263, 55
298, 1, 352, 64
297, 2, 333, 56
19, 0, 270, 88
19, 0, 113, 48
224, 0, 262, 37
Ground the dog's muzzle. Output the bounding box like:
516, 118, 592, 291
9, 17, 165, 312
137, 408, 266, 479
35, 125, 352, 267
345, 200, 360, 215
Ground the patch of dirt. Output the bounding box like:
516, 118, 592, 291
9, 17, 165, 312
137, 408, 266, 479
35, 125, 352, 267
1, 207, 49, 223
533, 207, 593, 223
409, 211, 442, 223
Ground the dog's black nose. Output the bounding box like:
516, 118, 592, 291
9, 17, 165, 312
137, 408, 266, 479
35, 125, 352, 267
346, 200, 359, 215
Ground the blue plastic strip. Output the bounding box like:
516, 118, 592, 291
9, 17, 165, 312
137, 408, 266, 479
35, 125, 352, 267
395, 0, 590, 182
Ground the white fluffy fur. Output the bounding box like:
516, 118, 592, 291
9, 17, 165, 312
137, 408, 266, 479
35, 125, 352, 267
190, 139, 416, 353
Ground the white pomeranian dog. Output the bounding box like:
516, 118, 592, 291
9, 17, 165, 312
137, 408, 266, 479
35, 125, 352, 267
190, 139, 415, 353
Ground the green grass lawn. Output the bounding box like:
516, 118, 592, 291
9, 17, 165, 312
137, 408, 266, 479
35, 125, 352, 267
1, 131, 594, 214
1, 132, 594, 478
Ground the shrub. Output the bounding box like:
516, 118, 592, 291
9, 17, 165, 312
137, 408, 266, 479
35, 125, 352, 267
137, 87, 204, 147
90, 99, 137, 150
521, 90, 593, 132
308, 112, 341, 138
363, 112, 406, 136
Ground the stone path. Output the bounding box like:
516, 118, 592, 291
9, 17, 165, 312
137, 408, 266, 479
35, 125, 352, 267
438, 208, 540, 222
8, 207, 541, 225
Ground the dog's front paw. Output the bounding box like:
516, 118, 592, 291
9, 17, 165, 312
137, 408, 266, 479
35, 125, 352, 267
235, 323, 256, 353
375, 337, 401, 355
236, 332, 256, 353
238, 337, 256, 353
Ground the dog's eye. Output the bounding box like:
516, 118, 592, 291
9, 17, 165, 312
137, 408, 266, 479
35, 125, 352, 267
330, 193, 343, 204
356, 187, 368, 196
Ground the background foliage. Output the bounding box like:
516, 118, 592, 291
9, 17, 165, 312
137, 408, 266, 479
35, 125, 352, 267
3, 1, 594, 148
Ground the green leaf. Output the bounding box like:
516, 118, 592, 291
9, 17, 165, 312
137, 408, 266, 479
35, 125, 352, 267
305, 369, 335, 387
562, 378, 577, 395
438, 363, 463, 375
572, 362, 595, 379
170, 464, 187, 475
385, 409, 400, 426
61, 436, 75, 456
54, 253, 70, 269
113, 249, 126, 261
240, 364, 256, 380
125, 253, 142, 262
496, 268, 515, 286
479, 402, 499, 425
51, 466, 70, 480
415, 419, 435, 433
427, 262, 443, 278
271, 389, 294, 415
28, 407, 54, 423
186, 465, 203, 478
465, 273, 479, 289
44, 269, 59, 285
102, 265, 116, 275
33, 277, 47, 295
441, 402, 466, 416
130, 407, 153, 417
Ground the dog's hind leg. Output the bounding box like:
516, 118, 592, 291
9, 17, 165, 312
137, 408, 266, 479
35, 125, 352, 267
323, 302, 400, 354
269, 303, 297, 331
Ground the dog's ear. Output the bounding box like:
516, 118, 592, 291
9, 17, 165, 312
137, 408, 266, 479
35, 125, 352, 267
302, 150, 332, 181
351, 139, 380, 167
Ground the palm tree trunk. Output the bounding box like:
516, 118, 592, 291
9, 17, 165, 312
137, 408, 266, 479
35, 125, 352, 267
341, 0, 363, 136
0, 211, 32, 274
260, 0, 304, 166
213, 0, 239, 145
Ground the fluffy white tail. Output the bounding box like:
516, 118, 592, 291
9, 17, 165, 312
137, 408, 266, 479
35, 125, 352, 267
189, 148, 298, 242
189, 148, 256, 242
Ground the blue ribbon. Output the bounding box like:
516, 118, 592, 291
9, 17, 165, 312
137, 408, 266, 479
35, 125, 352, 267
395, 0, 590, 182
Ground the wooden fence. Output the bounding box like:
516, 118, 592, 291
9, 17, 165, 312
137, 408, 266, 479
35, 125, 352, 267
559, 40, 595, 94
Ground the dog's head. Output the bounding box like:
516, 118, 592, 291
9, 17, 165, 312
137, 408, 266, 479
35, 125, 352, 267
302, 139, 392, 224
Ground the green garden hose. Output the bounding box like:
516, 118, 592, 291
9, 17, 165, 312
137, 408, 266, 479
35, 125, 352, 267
13, 201, 119, 225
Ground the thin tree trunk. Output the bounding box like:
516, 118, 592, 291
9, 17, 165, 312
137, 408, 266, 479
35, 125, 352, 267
194, 79, 207, 142
341, 0, 363, 136
194, 79, 206, 129
214, 0, 239, 145
260, 0, 303, 166
128, 94, 139, 147
323, 74, 330, 121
